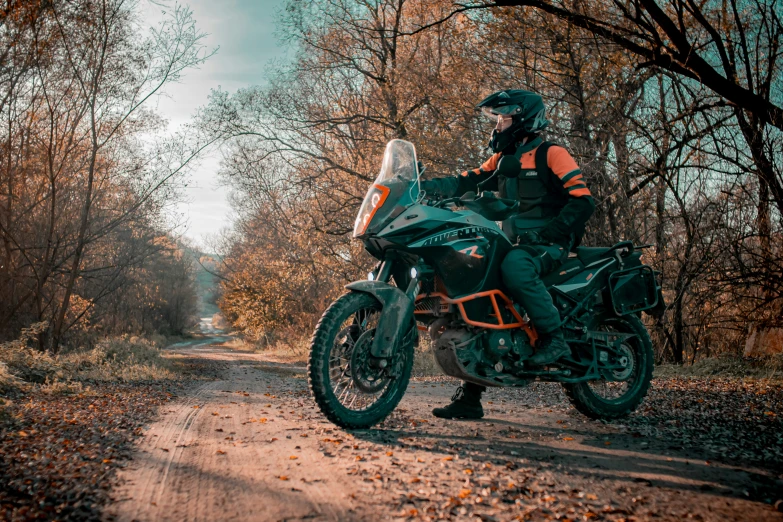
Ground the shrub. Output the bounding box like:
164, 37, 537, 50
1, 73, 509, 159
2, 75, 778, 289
0, 323, 177, 388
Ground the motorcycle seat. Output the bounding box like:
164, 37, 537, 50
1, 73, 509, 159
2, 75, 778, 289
573, 246, 613, 265
542, 258, 584, 286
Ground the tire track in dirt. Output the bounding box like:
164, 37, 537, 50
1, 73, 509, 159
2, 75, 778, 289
107, 343, 782, 522
107, 345, 364, 522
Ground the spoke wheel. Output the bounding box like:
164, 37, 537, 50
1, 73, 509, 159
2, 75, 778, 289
563, 313, 653, 420
309, 292, 414, 429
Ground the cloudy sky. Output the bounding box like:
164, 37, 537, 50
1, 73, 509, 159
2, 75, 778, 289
147, 0, 289, 248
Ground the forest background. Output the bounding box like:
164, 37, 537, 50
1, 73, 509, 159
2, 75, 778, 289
207, 0, 783, 365
1, 0, 782, 367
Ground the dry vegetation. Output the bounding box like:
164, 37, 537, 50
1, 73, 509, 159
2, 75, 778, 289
0, 323, 178, 393
0, 1, 209, 351
202, 0, 783, 367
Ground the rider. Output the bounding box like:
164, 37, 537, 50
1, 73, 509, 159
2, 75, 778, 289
420, 89, 596, 419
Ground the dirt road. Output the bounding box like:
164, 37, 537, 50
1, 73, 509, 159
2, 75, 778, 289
107, 342, 782, 522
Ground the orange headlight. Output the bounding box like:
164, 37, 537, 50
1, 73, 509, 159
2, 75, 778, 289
353, 184, 390, 237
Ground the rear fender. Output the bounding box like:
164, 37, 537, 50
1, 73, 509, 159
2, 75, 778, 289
345, 281, 414, 359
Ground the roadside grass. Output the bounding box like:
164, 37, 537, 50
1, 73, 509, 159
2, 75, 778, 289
0, 324, 185, 520
254, 337, 310, 364
413, 338, 442, 377
0, 323, 181, 392
222, 331, 444, 376
654, 354, 783, 381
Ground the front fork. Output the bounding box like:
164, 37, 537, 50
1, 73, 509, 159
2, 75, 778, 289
370, 259, 420, 297
347, 258, 419, 371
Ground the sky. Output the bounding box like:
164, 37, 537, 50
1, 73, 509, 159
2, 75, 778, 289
145, 0, 290, 249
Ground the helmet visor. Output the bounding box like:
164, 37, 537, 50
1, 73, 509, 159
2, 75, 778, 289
481, 104, 521, 119
481, 106, 500, 119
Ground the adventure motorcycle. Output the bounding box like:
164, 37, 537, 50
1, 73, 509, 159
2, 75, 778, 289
308, 139, 663, 429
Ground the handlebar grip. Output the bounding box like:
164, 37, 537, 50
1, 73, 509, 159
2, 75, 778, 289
607, 240, 634, 256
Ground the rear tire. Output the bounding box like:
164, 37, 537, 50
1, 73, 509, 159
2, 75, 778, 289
563, 313, 653, 420
308, 291, 414, 429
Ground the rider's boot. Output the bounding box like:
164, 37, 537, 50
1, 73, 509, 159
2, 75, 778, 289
432, 382, 485, 419
529, 328, 570, 366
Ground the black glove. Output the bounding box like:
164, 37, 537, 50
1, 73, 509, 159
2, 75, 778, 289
539, 227, 573, 250
517, 230, 550, 246
420, 179, 439, 195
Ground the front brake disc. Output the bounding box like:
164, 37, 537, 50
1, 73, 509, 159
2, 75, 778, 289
350, 328, 388, 393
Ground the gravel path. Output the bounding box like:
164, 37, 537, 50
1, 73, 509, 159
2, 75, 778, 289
105, 342, 783, 522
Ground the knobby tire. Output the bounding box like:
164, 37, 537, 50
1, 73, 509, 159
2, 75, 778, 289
308, 291, 413, 429
563, 313, 654, 420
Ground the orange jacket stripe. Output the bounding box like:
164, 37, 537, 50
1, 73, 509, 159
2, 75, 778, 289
568, 187, 591, 197
481, 153, 501, 172
562, 175, 585, 189
460, 167, 482, 177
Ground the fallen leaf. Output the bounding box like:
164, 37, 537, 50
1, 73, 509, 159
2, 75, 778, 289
563, 437, 574, 441
458, 489, 472, 499
386, 451, 393, 456
290, 455, 298, 460
216, 450, 226, 455
278, 476, 289, 481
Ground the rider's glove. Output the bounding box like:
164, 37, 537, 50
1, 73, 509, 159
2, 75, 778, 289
517, 230, 550, 246
420, 180, 439, 196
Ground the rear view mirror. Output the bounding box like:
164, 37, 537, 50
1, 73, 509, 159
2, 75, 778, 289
460, 191, 477, 202
496, 155, 521, 178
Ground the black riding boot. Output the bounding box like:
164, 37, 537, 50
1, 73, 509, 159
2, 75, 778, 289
432, 382, 485, 419
529, 328, 570, 366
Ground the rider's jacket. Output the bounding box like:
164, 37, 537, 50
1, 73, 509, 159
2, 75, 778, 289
424, 137, 595, 247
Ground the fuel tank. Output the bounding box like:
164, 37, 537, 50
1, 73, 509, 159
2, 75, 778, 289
376, 204, 511, 297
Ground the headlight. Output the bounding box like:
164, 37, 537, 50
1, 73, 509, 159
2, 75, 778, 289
368, 272, 375, 281
409, 267, 418, 279
353, 184, 391, 237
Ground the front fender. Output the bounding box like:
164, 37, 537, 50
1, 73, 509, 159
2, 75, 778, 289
345, 280, 414, 359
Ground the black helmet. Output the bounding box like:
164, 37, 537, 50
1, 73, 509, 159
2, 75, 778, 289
477, 89, 550, 153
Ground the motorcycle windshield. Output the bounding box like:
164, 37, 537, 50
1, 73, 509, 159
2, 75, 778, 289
353, 139, 420, 237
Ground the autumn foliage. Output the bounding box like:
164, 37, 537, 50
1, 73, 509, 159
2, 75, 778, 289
209, 0, 783, 363
0, 1, 211, 350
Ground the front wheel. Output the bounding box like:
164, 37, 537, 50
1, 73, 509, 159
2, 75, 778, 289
308, 291, 414, 429
563, 313, 654, 420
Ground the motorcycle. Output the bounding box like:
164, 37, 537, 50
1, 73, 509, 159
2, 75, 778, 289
308, 139, 663, 429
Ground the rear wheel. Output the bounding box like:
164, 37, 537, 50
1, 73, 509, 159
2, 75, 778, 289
308, 291, 414, 429
563, 313, 653, 420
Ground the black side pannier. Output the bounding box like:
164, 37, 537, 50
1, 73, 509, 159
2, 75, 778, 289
608, 265, 659, 316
